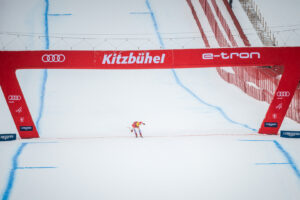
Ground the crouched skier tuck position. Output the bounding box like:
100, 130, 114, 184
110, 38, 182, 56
131, 121, 145, 138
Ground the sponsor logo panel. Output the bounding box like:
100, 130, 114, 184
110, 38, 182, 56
8, 95, 21, 101
280, 130, 300, 138
8, 95, 22, 103
276, 91, 290, 99
20, 126, 33, 131
202, 52, 261, 60
42, 54, 65, 63
0, 134, 17, 141
264, 122, 278, 128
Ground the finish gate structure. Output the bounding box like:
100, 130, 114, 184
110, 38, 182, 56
0, 47, 299, 138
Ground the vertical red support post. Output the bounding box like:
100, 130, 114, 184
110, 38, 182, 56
0, 68, 39, 139
259, 63, 300, 134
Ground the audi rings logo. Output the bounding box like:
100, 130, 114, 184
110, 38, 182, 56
42, 54, 65, 63
8, 95, 21, 101
276, 91, 290, 97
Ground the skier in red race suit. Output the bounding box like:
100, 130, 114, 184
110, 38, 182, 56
131, 121, 145, 138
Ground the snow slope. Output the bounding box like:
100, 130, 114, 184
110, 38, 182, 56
1, 0, 299, 138
1, 136, 300, 200
0, 0, 300, 200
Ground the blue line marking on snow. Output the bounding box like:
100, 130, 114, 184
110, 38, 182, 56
145, 0, 164, 48
130, 12, 151, 15
36, 69, 48, 134
145, 0, 257, 132
239, 139, 274, 142
1, 1, 58, 200
37, 1, 72, 134
273, 140, 300, 179
25, 141, 58, 144
44, 0, 50, 50
171, 70, 258, 132
17, 166, 57, 169
240, 139, 300, 179
36, 0, 51, 134
48, 13, 72, 16
2, 143, 28, 200
255, 163, 289, 165
1, 142, 57, 200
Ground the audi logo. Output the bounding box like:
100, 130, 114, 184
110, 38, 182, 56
8, 95, 21, 101
276, 91, 290, 97
42, 54, 65, 63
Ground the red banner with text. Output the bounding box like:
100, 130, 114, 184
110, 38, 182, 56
0, 47, 299, 138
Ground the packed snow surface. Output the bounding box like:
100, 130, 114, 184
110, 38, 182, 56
0, 0, 300, 199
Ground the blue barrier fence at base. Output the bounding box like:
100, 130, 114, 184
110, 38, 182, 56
0, 134, 17, 141
280, 131, 300, 138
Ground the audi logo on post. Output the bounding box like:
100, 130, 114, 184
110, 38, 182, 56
276, 91, 290, 97
8, 95, 21, 103
8, 95, 21, 101
42, 54, 65, 63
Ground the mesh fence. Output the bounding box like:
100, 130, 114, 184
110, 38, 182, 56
0, 32, 212, 50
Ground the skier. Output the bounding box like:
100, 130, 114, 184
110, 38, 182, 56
131, 121, 145, 138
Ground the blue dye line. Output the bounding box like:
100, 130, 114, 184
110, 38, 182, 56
171, 70, 257, 132
1, 2, 56, 199
1, 142, 57, 200
273, 140, 300, 179
2, 143, 28, 200
145, 0, 164, 48
239, 139, 274, 142
145, 0, 257, 132
37, 1, 72, 134
255, 163, 289, 165
25, 141, 58, 144
129, 12, 151, 15
44, 0, 50, 50
17, 167, 56, 169
240, 139, 300, 180
36, 69, 48, 134
48, 13, 72, 16
35, 0, 50, 134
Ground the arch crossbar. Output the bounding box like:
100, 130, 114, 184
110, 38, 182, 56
0, 47, 299, 138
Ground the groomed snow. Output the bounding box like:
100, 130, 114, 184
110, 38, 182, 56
0, 0, 300, 200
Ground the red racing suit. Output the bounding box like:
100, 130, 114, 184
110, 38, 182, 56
131, 121, 145, 137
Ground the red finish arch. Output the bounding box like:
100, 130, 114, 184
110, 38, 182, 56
0, 47, 299, 138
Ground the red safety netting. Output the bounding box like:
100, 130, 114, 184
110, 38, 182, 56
217, 67, 300, 123
198, 0, 300, 123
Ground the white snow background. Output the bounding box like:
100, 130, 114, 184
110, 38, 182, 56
0, 0, 300, 199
